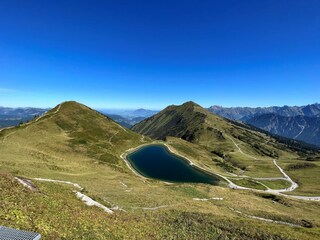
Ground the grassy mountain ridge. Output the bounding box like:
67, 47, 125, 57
1, 101, 320, 239
132, 101, 210, 141
133, 101, 298, 157
0, 101, 146, 177
132, 101, 320, 193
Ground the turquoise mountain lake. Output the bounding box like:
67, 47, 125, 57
127, 144, 220, 185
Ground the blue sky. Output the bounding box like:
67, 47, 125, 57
0, 0, 319, 109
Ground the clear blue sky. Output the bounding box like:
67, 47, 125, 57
0, 0, 319, 109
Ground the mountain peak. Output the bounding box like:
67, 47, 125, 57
182, 100, 197, 105
132, 101, 221, 141
46, 101, 93, 116
208, 105, 223, 110
59, 100, 84, 108
181, 101, 201, 108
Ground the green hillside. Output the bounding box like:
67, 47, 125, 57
0, 101, 145, 176
133, 101, 320, 193
0, 101, 320, 239
132, 101, 312, 156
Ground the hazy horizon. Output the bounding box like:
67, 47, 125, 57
1, 100, 320, 111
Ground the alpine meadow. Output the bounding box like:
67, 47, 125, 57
1, 1, 320, 240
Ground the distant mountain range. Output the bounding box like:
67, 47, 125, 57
103, 114, 145, 128
245, 114, 320, 147
99, 108, 158, 118
2, 103, 319, 147
0, 106, 158, 129
208, 103, 320, 121
208, 103, 320, 147
0, 107, 49, 128
99, 108, 159, 128
130, 108, 159, 118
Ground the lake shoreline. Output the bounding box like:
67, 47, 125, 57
120, 141, 223, 185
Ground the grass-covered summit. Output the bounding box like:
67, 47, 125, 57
133, 101, 281, 157
133, 101, 320, 193
0, 101, 320, 239
0, 101, 146, 177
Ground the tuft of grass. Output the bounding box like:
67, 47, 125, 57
230, 178, 267, 190
256, 193, 292, 207
285, 162, 316, 171
258, 179, 292, 190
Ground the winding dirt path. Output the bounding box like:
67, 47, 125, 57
1, 103, 62, 142
228, 207, 302, 227
75, 191, 113, 213
225, 134, 257, 160
33, 177, 83, 190
222, 136, 320, 200
120, 142, 320, 201
224, 135, 298, 191
16, 177, 114, 213
0, 126, 15, 133
34, 103, 61, 123
270, 159, 298, 193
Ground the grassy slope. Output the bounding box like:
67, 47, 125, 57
0, 101, 320, 239
1, 173, 320, 240
133, 102, 320, 194
276, 159, 320, 196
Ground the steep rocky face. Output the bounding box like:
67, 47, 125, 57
208, 104, 320, 147
246, 114, 320, 147
208, 103, 320, 120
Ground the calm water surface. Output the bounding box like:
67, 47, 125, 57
127, 144, 220, 185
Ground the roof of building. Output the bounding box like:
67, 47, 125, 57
0, 226, 41, 240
